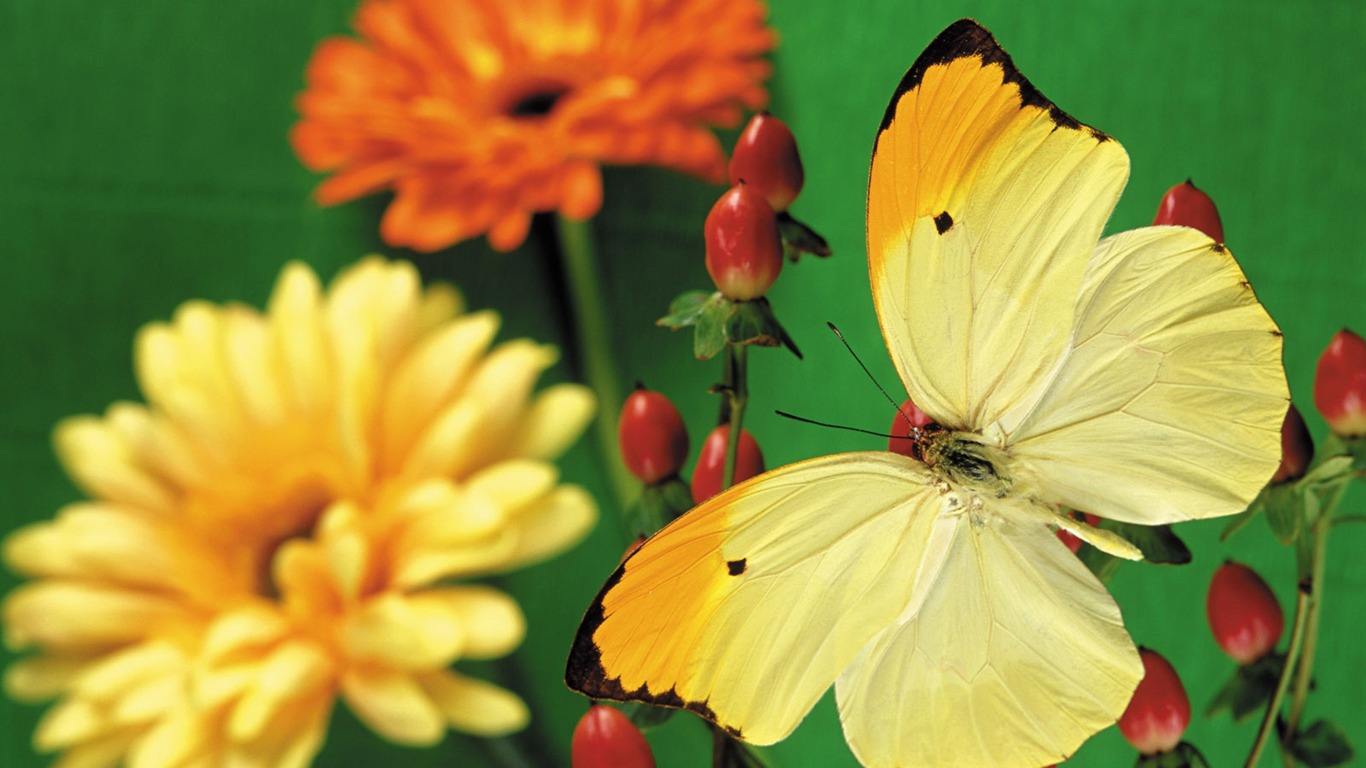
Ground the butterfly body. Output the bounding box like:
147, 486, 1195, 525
568, 18, 1287, 767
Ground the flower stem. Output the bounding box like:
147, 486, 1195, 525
721, 344, 749, 489
554, 215, 635, 512
1284, 479, 1348, 739
1245, 585, 1310, 768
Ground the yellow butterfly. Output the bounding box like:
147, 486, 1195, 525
567, 18, 1287, 767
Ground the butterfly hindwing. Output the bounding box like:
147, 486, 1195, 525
867, 19, 1129, 432
566, 453, 948, 744
835, 510, 1140, 767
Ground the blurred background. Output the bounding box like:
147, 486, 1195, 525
2, 0, 1363, 765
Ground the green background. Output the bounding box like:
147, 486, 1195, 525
2, 0, 1364, 766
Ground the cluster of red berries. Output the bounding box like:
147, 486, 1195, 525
1105, 181, 1364, 762
1115, 561, 1284, 759
705, 113, 806, 301
618, 386, 765, 506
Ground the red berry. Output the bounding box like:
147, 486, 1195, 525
729, 112, 805, 212
1271, 404, 1314, 484
1056, 528, 1083, 554
691, 425, 765, 504
1153, 179, 1225, 243
1313, 328, 1366, 437
1118, 648, 1190, 755
887, 397, 934, 459
618, 388, 689, 484
572, 704, 655, 768
1207, 561, 1284, 665
704, 183, 783, 301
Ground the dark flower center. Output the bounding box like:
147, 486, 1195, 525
508, 88, 569, 118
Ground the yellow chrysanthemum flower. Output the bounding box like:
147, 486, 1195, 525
2, 257, 596, 767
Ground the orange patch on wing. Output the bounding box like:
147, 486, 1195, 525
566, 497, 736, 724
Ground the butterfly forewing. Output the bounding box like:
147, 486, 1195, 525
867, 20, 1129, 432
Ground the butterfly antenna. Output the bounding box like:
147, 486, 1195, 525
826, 322, 913, 427
775, 410, 899, 439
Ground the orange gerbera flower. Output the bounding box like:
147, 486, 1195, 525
291, 0, 775, 253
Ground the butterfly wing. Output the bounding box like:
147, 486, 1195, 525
1006, 226, 1288, 524
867, 19, 1129, 431
835, 510, 1140, 767
566, 453, 948, 744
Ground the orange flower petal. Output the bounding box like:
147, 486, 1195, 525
292, 0, 774, 251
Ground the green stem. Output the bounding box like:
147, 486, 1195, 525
721, 344, 750, 490
1284, 480, 1348, 740
555, 215, 635, 512
476, 735, 543, 768
1246, 586, 1310, 768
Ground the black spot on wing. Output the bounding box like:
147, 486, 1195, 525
727, 558, 747, 576
933, 211, 953, 234
564, 556, 741, 738
876, 18, 1105, 138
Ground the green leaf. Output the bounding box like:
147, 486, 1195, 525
722, 297, 802, 359
1260, 483, 1301, 544
1286, 719, 1355, 767
1221, 504, 1258, 541
657, 289, 713, 329
629, 477, 696, 535
777, 211, 832, 260
693, 294, 731, 360
1135, 742, 1209, 768
1300, 454, 1355, 486
1205, 652, 1283, 721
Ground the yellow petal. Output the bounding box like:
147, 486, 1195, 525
51, 733, 136, 768
398, 399, 484, 480
193, 664, 256, 710
73, 641, 183, 702
4, 582, 186, 652
341, 593, 464, 669
4, 654, 91, 701
126, 710, 204, 768
414, 587, 524, 660
54, 416, 174, 515
415, 282, 464, 333
417, 670, 528, 736
3, 518, 80, 578
466, 460, 559, 514
391, 530, 519, 589
267, 262, 332, 414
228, 640, 332, 742
318, 502, 369, 602
509, 383, 595, 460
452, 340, 559, 471
340, 666, 445, 746
111, 673, 184, 725
380, 310, 499, 470
222, 308, 287, 425
55, 506, 178, 588
35, 698, 106, 750
503, 484, 596, 570
200, 606, 290, 664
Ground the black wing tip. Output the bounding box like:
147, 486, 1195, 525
564, 560, 627, 693
877, 18, 1099, 137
